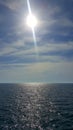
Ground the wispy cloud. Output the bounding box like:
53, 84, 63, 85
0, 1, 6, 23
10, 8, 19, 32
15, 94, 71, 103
0, 0, 26, 11
0, 38, 73, 65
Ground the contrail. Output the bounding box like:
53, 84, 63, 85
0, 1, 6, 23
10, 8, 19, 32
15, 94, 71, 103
27, 0, 38, 59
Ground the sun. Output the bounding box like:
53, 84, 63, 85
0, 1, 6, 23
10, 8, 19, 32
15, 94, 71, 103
26, 13, 38, 29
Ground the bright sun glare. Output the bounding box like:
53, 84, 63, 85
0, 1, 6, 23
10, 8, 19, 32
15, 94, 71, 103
26, 13, 38, 29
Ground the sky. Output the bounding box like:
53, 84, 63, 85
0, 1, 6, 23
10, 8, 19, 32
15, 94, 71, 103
0, 0, 73, 83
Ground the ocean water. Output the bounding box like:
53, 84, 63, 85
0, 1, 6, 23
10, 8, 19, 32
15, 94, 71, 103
0, 83, 73, 130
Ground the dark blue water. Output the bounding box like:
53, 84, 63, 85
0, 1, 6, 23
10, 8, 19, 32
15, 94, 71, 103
0, 83, 73, 130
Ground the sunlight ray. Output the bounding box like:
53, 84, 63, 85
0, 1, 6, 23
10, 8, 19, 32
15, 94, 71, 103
27, 0, 38, 59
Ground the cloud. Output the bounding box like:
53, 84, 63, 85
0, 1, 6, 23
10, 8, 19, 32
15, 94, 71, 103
0, 0, 26, 11
35, 0, 73, 39
0, 46, 17, 57
0, 36, 73, 66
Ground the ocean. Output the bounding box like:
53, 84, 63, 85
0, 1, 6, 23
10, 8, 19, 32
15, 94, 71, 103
0, 83, 73, 130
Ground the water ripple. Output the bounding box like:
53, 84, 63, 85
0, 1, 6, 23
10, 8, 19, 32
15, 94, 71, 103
0, 83, 73, 130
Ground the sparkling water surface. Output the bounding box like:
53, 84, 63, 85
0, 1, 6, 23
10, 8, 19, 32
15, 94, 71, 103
0, 83, 73, 130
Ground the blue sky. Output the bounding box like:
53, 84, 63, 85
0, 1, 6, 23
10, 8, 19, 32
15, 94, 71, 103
0, 0, 73, 83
